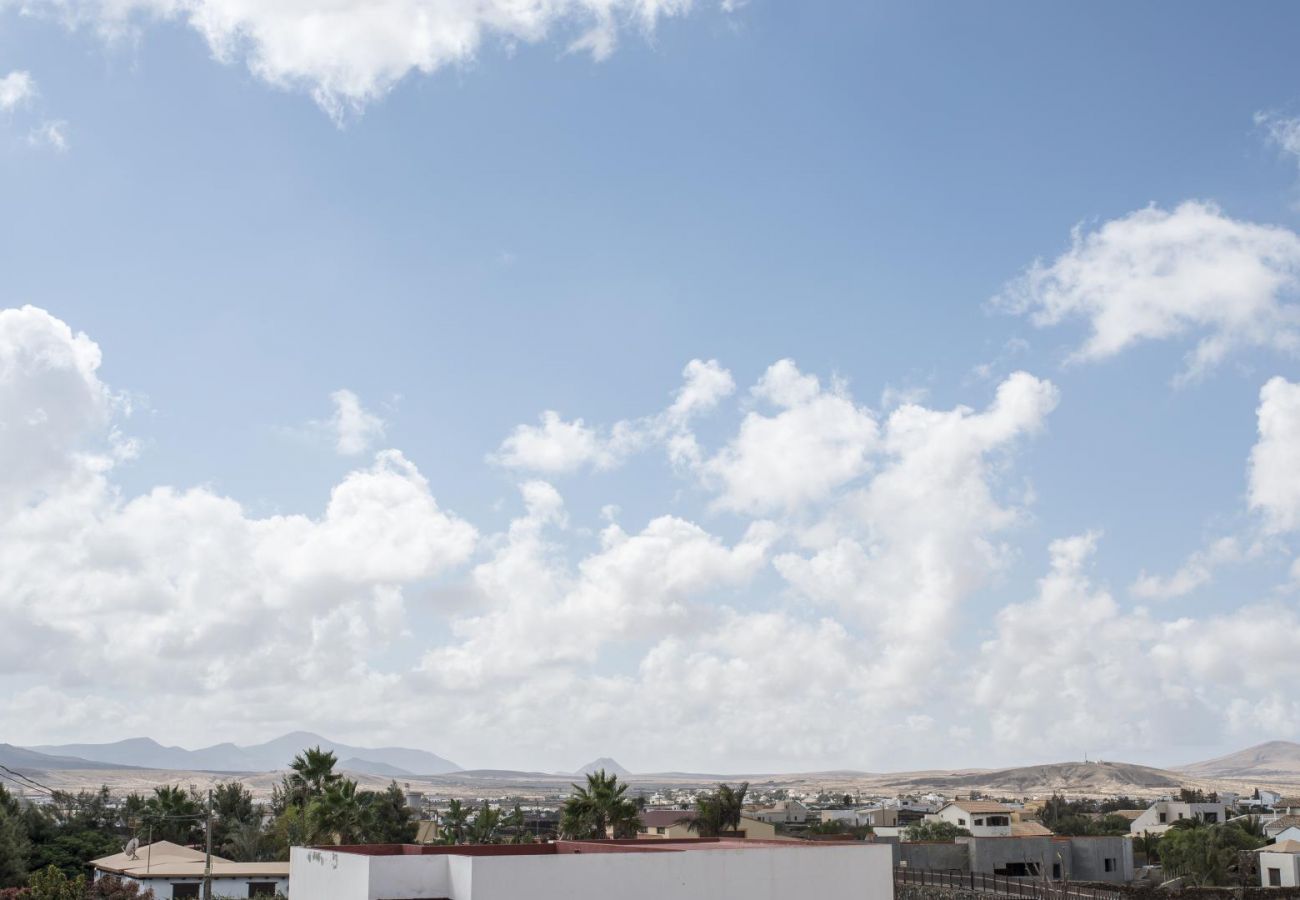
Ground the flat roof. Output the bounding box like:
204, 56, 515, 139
92, 841, 289, 879
323, 838, 865, 858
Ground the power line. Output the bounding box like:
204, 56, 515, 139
0, 764, 55, 795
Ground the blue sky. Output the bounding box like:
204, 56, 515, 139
2, 0, 1300, 773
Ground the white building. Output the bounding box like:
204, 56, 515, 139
1258, 840, 1300, 888
290, 838, 891, 900
92, 841, 289, 899
1129, 800, 1226, 836
931, 801, 1013, 836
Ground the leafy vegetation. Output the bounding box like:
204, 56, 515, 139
1158, 820, 1267, 886
558, 770, 639, 839
683, 783, 748, 837
903, 820, 971, 841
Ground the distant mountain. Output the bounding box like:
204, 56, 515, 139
888, 761, 1182, 795
1177, 741, 1300, 780
339, 757, 414, 778
0, 743, 131, 773
29, 731, 460, 775
575, 757, 631, 778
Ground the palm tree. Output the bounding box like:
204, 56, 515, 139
308, 779, 368, 845
439, 799, 470, 845
503, 803, 533, 844
289, 747, 341, 804
222, 816, 271, 862
559, 770, 639, 839
469, 803, 502, 844
143, 785, 202, 844
684, 782, 749, 837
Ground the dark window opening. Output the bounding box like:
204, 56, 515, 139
248, 883, 280, 898
995, 863, 1040, 878
1269, 868, 1282, 887
1104, 858, 1116, 872
172, 885, 200, 899
1052, 863, 1062, 880
1158, 813, 1167, 824
1202, 812, 1218, 824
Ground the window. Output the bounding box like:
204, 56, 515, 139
171, 885, 200, 899
1052, 864, 1061, 880
1104, 859, 1116, 873
248, 884, 280, 898
975, 819, 984, 826
958, 818, 967, 826
1269, 868, 1282, 887
1203, 812, 1218, 824
1158, 813, 1167, 823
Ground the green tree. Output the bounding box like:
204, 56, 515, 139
221, 818, 271, 863
438, 800, 470, 845
288, 748, 341, 805
684, 783, 749, 837
0, 786, 31, 888
87, 876, 156, 899
904, 820, 971, 841
307, 780, 367, 845
1158, 822, 1264, 886
359, 784, 415, 844
468, 804, 501, 845
503, 804, 532, 844
266, 806, 309, 861
559, 771, 638, 839
141, 786, 202, 845
26, 866, 86, 900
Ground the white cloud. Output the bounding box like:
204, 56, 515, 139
975, 533, 1300, 755
702, 359, 879, 514
329, 388, 386, 456
18, 0, 707, 121
1130, 536, 1248, 600
490, 358, 733, 474
1257, 110, 1300, 169
1249, 376, 1300, 534
774, 371, 1060, 693
995, 201, 1300, 382
26, 119, 69, 152
0, 70, 36, 110
6, 305, 1300, 767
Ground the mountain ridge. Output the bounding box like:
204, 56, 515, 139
28, 732, 460, 775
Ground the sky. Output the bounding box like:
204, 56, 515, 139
2, 0, 1300, 775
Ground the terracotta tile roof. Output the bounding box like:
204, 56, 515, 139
1011, 822, 1054, 836
1260, 840, 1300, 854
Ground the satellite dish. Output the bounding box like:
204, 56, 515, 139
124, 838, 140, 860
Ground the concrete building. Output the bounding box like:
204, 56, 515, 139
91, 841, 289, 899
898, 835, 1132, 884
632, 809, 780, 840
1129, 800, 1227, 836
289, 838, 891, 900
749, 799, 810, 825
1265, 816, 1300, 839
1258, 840, 1300, 888
932, 802, 1013, 837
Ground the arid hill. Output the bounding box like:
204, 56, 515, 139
1176, 741, 1300, 781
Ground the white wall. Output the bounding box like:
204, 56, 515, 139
291, 843, 892, 900
112, 874, 290, 899
1259, 852, 1300, 888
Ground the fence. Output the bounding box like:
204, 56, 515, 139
895, 867, 1127, 900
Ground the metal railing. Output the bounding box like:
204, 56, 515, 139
894, 867, 1126, 900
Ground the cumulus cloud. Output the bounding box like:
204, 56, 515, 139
702, 360, 879, 514
976, 533, 1300, 754
16, 0, 709, 121
7, 305, 1299, 767
1250, 376, 1300, 534
329, 388, 386, 455
995, 201, 1300, 382
0, 70, 36, 110
0, 306, 476, 740
490, 358, 733, 474
774, 371, 1060, 693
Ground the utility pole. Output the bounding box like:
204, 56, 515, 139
203, 789, 213, 900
